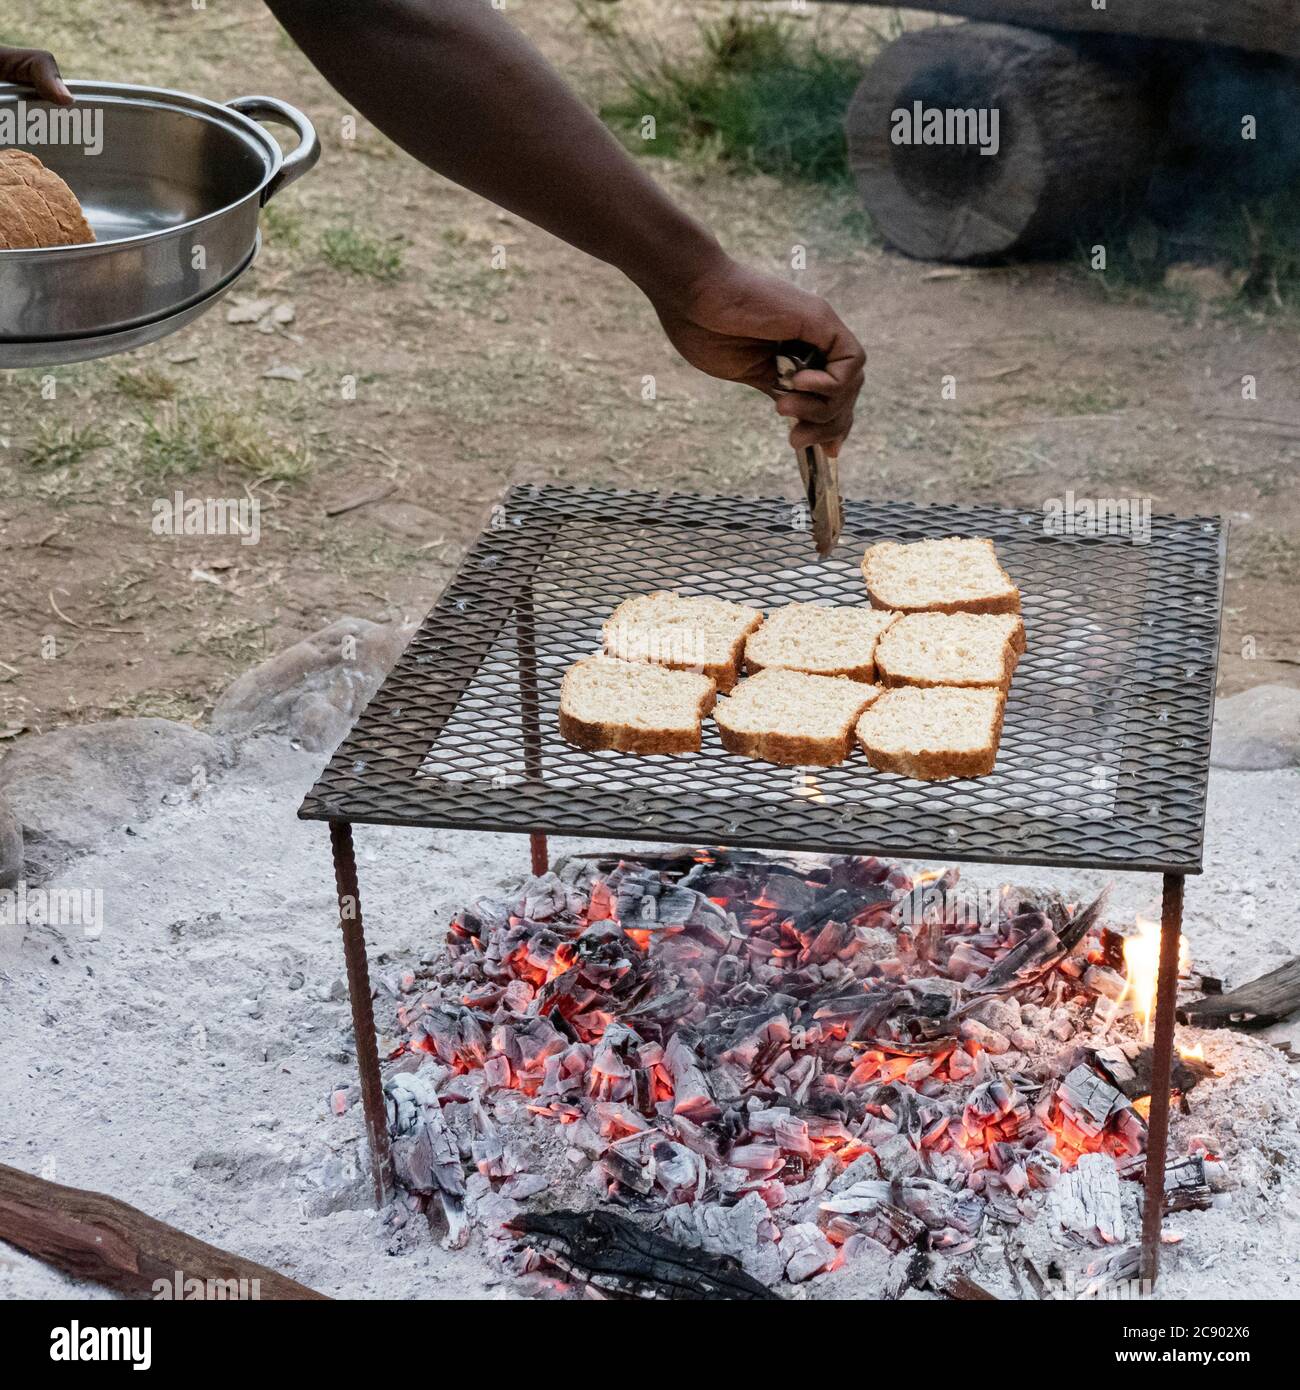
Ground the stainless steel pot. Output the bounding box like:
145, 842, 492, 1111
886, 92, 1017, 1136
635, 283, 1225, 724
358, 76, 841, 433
0, 81, 319, 344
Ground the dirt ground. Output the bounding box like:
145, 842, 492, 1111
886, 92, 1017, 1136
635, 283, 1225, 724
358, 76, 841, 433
2, 0, 1298, 745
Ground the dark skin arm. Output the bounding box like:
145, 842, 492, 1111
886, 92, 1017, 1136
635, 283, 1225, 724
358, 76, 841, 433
0, 45, 72, 104
2, 6, 865, 450
260, 0, 864, 452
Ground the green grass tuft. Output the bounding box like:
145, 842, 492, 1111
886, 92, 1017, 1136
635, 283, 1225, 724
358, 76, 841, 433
596, 10, 867, 185
21, 419, 108, 473
321, 227, 405, 281
113, 366, 178, 402
133, 402, 312, 484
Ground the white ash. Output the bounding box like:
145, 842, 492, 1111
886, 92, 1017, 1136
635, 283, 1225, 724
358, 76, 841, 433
1, 739, 1296, 1302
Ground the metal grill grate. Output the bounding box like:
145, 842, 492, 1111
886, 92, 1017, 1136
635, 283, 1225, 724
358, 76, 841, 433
300, 484, 1225, 873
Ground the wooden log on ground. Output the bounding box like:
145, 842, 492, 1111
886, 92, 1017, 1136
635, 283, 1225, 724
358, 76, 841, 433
1178, 956, 1300, 1029
835, 2, 1300, 63
845, 23, 1167, 261
0, 1162, 328, 1299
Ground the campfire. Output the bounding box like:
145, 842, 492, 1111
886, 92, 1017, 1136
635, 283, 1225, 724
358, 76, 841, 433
355, 850, 1228, 1297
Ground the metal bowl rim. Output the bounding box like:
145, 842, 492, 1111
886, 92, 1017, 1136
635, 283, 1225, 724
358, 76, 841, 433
0, 79, 287, 258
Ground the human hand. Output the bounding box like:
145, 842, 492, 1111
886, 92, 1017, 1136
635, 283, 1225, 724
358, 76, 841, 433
0, 46, 73, 105
649, 254, 865, 455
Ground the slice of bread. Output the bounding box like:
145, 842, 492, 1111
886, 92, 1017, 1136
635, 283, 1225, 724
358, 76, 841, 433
715, 668, 882, 767
861, 537, 1020, 615
743, 603, 899, 683
603, 590, 763, 692
874, 611, 1025, 689
559, 656, 716, 754
855, 685, 1006, 780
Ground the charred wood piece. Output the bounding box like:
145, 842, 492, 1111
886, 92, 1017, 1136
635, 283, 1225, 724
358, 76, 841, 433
1178, 957, 1300, 1030
507, 1209, 780, 1300
1091, 1041, 1214, 1101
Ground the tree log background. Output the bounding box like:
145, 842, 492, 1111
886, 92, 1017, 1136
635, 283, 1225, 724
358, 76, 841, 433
837, 1, 1300, 62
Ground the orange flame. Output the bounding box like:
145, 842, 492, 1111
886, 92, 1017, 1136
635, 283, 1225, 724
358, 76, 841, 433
1121, 917, 1190, 1042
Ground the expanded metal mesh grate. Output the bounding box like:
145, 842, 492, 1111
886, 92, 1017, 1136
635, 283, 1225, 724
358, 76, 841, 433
300, 484, 1224, 873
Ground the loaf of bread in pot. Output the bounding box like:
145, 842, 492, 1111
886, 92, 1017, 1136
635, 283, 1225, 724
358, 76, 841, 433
0, 148, 95, 249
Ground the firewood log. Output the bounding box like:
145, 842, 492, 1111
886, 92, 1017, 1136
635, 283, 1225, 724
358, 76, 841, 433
0, 1163, 328, 1300
835, 2, 1300, 62
845, 23, 1165, 261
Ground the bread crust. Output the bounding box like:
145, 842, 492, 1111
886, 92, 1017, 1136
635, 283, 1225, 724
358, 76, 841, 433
557, 666, 716, 755
856, 690, 1006, 780
715, 722, 855, 767
559, 708, 704, 755
865, 590, 1021, 616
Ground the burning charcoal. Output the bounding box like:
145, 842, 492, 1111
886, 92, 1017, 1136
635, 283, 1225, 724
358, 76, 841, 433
959, 1019, 1011, 1054
520, 872, 567, 922
461, 896, 510, 938
508, 1206, 778, 1301
729, 1142, 784, 1173
663, 1191, 785, 1288
662, 1034, 720, 1121
602, 1133, 656, 1195
1159, 1154, 1216, 1213
875, 1133, 921, 1180
947, 1047, 977, 1082
1056, 1065, 1127, 1136
781, 1222, 837, 1282
1050, 1152, 1126, 1245
946, 942, 994, 981
500, 1173, 549, 1200
859, 1203, 927, 1254
820, 1178, 893, 1215
1084, 965, 1126, 1001
1026, 1150, 1062, 1189
385, 1073, 469, 1249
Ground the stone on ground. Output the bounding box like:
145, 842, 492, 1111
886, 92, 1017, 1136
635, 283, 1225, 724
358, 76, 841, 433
1211, 684, 1300, 770
0, 719, 223, 875
0, 793, 21, 888
209, 616, 412, 753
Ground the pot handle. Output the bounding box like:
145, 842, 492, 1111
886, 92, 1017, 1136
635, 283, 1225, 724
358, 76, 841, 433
226, 95, 321, 204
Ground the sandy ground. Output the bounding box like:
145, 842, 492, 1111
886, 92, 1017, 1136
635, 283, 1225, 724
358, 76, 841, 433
1, 739, 1296, 1300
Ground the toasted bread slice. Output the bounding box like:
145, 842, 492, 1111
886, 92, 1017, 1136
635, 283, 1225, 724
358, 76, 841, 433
874, 611, 1025, 689
603, 590, 763, 692
855, 685, 1006, 779
715, 668, 882, 767
743, 603, 899, 683
559, 655, 716, 754
862, 537, 1020, 615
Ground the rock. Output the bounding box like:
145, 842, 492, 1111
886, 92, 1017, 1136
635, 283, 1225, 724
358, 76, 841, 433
0, 719, 224, 874
210, 617, 413, 753
1211, 684, 1300, 770
0, 793, 21, 888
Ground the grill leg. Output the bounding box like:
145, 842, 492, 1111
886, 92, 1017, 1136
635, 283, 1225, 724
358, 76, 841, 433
329, 819, 394, 1207
1140, 871, 1183, 1286
515, 579, 549, 878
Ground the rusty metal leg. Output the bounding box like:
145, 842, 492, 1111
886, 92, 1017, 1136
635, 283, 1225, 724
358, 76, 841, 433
515, 578, 549, 878
1140, 871, 1183, 1286
329, 819, 394, 1207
